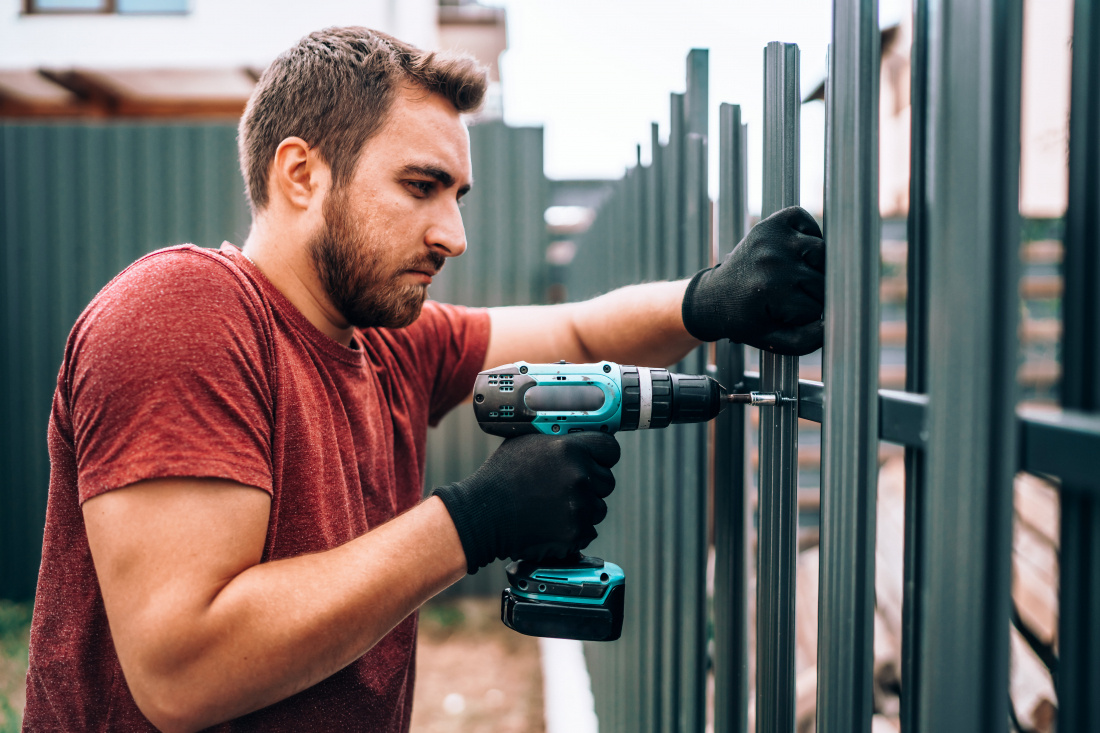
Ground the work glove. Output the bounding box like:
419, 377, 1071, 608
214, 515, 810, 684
681, 205, 825, 355
432, 431, 621, 574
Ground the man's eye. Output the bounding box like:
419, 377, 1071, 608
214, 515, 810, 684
407, 181, 433, 197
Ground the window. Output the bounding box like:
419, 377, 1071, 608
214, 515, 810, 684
25, 0, 187, 13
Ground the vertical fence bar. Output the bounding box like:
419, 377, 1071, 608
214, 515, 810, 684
816, 1, 880, 732
1057, 0, 1100, 729
917, 1, 1022, 731
901, 1, 930, 729
644, 122, 665, 733
714, 102, 750, 733
659, 91, 685, 733
680, 48, 710, 733
756, 41, 800, 733
681, 131, 710, 733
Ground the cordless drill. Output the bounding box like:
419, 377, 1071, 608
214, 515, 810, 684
473, 360, 779, 642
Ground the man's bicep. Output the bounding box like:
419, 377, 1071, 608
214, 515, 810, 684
83, 479, 271, 673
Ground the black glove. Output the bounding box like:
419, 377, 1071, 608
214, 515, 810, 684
681, 205, 825, 355
432, 431, 621, 574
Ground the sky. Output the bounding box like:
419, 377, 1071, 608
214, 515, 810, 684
484, 0, 907, 213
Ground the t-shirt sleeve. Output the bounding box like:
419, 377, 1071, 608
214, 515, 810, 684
65, 248, 275, 503
403, 301, 490, 426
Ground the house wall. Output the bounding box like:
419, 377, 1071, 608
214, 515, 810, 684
0, 0, 439, 69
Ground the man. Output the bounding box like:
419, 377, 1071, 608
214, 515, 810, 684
23, 27, 824, 732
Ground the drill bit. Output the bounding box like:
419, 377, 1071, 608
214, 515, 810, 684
723, 391, 782, 406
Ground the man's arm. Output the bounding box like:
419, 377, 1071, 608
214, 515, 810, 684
483, 206, 826, 370
83, 479, 466, 733
484, 279, 699, 369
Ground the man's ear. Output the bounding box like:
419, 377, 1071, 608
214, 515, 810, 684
270, 137, 330, 211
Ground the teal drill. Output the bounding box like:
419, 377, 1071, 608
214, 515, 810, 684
473, 360, 777, 642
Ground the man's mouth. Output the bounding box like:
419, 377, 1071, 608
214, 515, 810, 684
405, 256, 445, 283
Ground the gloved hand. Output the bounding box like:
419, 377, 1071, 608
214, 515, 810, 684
681, 205, 825, 355
432, 431, 621, 574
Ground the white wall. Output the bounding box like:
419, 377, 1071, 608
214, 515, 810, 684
0, 0, 439, 69
1019, 0, 1073, 218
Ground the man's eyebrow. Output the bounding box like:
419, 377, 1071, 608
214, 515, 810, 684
398, 164, 472, 196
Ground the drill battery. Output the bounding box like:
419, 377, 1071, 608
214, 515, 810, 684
500, 555, 625, 642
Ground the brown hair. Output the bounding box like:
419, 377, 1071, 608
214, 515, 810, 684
239, 26, 488, 212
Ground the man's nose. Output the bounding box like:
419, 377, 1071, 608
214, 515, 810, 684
427, 201, 467, 258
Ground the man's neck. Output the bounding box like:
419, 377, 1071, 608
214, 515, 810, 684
242, 219, 356, 347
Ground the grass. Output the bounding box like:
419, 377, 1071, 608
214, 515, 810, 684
0, 601, 32, 733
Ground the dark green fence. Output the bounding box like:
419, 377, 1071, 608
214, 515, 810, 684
422, 121, 550, 597
0, 119, 548, 602
0, 123, 250, 601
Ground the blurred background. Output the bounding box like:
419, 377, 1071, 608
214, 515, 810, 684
0, 0, 1076, 731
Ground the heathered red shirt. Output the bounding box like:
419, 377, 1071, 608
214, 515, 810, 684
23, 244, 490, 732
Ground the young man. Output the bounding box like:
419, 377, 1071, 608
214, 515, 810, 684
23, 27, 824, 732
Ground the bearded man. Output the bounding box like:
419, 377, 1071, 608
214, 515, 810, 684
22, 26, 825, 732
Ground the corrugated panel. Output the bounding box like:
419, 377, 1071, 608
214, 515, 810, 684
0, 122, 250, 601
422, 120, 550, 598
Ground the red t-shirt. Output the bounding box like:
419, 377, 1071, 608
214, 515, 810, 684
23, 244, 490, 732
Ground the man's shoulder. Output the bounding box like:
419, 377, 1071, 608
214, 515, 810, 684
69, 244, 270, 363
91, 244, 262, 319
112, 243, 250, 293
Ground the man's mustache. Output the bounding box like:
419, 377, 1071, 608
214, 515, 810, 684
405, 252, 447, 277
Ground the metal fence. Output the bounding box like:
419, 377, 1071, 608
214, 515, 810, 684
567, 1, 1100, 731
0, 123, 251, 601
569, 48, 713, 733
0, 119, 548, 602
421, 121, 550, 596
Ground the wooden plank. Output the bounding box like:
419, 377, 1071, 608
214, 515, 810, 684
1009, 625, 1057, 733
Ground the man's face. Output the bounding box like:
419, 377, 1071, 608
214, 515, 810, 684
309, 86, 473, 330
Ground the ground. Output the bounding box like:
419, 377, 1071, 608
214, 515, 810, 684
412, 597, 545, 732
0, 601, 30, 733
0, 597, 544, 732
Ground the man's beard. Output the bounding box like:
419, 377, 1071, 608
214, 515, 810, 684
309, 189, 445, 330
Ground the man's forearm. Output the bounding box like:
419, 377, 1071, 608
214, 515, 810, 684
485, 279, 699, 369
90, 488, 465, 733
569, 279, 698, 365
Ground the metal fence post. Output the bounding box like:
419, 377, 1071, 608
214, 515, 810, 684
901, 1, 930, 729
654, 89, 685, 733
679, 48, 710, 733
757, 40, 801, 733
714, 102, 750, 733
642, 121, 665, 733
816, 0, 880, 730
917, 1, 1023, 730
1056, 0, 1100, 729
